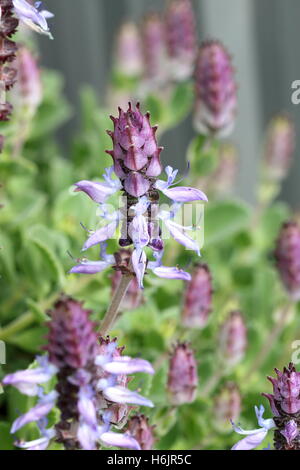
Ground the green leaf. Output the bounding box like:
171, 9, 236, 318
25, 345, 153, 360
0, 422, 14, 450
204, 199, 251, 246
9, 326, 47, 352
187, 135, 219, 177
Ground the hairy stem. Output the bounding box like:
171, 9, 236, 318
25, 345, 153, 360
99, 273, 133, 336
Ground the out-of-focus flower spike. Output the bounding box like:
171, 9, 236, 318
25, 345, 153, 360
113, 22, 144, 78
219, 311, 247, 367
165, 0, 197, 81
167, 343, 198, 405
274, 221, 300, 301
263, 114, 295, 181
127, 415, 155, 450
194, 41, 237, 137
141, 13, 168, 86
214, 383, 241, 432
182, 263, 213, 329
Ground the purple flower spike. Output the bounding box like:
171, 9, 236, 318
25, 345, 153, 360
194, 41, 237, 137
182, 264, 213, 329
13, 0, 54, 38
167, 343, 198, 406
263, 114, 295, 181
219, 311, 247, 367
165, 0, 197, 81
274, 221, 300, 301
127, 415, 155, 451
142, 14, 168, 86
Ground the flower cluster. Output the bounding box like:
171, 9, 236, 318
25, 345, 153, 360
3, 297, 154, 451
274, 221, 300, 301
263, 114, 295, 181
12, 0, 54, 38
71, 103, 207, 288
219, 311, 247, 367
232, 364, 300, 450
181, 263, 213, 329
167, 343, 198, 405
165, 0, 197, 81
194, 40, 237, 137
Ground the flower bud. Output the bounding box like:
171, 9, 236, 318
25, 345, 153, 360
263, 114, 295, 181
214, 382, 241, 432
114, 22, 144, 78
127, 415, 155, 450
194, 41, 237, 137
165, 0, 197, 81
167, 343, 198, 405
274, 221, 300, 301
262, 363, 300, 450
219, 311, 247, 367
181, 263, 213, 329
141, 13, 168, 86
13, 47, 42, 113
106, 103, 162, 198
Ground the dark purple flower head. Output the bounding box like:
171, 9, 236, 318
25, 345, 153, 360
182, 263, 213, 329
167, 343, 198, 405
165, 0, 197, 81
194, 41, 237, 137
127, 415, 155, 450
106, 102, 162, 197
71, 103, 207, 289
263, 114, 295, 181
263, 363, 300, 416
219, 311, 247, 367
274, 221, 300, 301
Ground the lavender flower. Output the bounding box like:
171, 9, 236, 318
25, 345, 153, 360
70, 103, 207, 289
263, 114, 295, 181
167, 343, 198, 405
194, 41, 237, 137
12, 0, 54, 39
274, 221, 300, 301
182, 263, 213, 329
232, 364, 300, 450
219, 311, 247, 367
165, 0, 197, 81
3, 297, 154, 451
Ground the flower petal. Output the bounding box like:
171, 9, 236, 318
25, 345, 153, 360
74, 180, 118, 204
69, 260, 110, 275
77, 422, 98, 451
11, 401, 55, 434
103, 386, 154, 407
162, 186, 208, 203
165, 219, 200, 254
3, 365, 57, 396
100, 431, 141, 450
15, 436, 51, 450
103, 357, 154, 375
231, 430, 268, 450
152, 265, 192, 282
82, 220, 119, 251
131, 249, 147, 289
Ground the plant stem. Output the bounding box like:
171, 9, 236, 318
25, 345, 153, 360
247, 301, 294, 380
99, 273, 133, 336
0, 312, 35, 341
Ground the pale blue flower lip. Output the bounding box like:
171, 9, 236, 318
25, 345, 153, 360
13, 0, 54, 39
